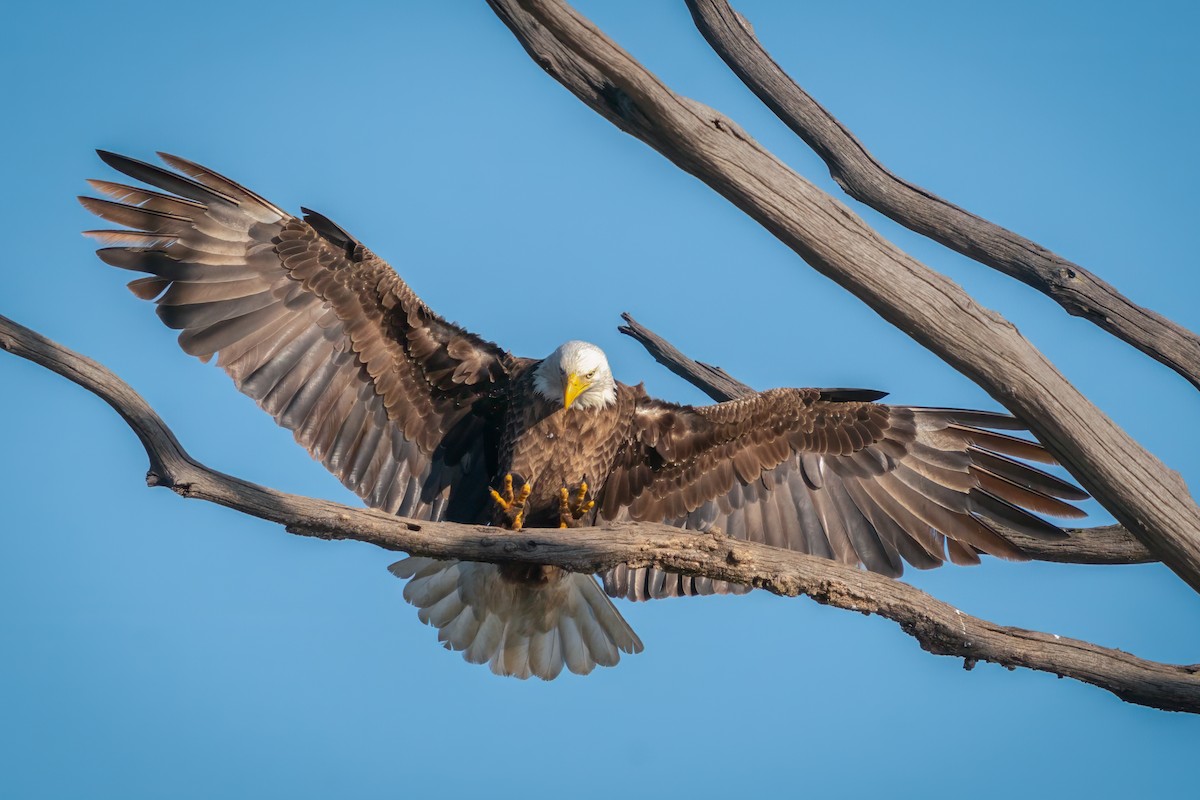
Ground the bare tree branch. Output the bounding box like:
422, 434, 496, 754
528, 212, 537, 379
485, 0, 1200, 592
685, 0, 1200, 392
617, 312, 1153, 566
2, 312, 1197, 712
618, 312, 748, 403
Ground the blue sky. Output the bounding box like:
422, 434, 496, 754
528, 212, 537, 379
2, 1, 1198, 797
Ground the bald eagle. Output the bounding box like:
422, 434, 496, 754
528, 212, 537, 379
81, 151, 1087, 680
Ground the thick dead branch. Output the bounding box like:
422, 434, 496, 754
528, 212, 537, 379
618, 312, 1152, 565
0, 313, 1196, 712
685, 0, 1200, 392
485, 0, 1200, 592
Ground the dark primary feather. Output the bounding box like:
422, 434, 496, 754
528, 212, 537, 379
817, 388, 889, 402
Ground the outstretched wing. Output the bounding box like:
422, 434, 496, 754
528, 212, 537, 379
600, 388, 1087, 600
82, 151, 515, 522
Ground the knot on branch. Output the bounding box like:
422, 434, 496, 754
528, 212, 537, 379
478, 535, 544, 556
598, 82, 647, 127
146, 467, 183, 492
506, 538, 542, 554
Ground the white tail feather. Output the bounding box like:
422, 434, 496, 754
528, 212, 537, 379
389, 557, 643, 680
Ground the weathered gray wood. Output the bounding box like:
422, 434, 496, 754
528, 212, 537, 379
1, 312, 1195, 712
486, 0, 1200, 592
685, 0, 1200, 391
618, 312, 1153, 565
618, 312, 748, 403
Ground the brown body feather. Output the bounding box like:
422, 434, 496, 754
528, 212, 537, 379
82, 152, 1088, 677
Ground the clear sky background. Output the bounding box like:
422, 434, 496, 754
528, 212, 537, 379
3, 2, 1198, 797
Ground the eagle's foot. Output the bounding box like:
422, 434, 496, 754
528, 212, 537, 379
489, 473, 532, 531
558, 481, 594, 528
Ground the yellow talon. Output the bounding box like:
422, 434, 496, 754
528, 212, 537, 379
558, 487, 574, 528
489, 474, 531, 531
489, 474, 514, 509
558, 480, 594, 527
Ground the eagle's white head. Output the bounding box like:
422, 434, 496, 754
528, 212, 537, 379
533, 340, 617, 410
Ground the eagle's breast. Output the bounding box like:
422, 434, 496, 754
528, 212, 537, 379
497, 377, 636, 527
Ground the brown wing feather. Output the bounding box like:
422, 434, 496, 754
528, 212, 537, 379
83, 151, 515, 522
601, 388, 1087, 601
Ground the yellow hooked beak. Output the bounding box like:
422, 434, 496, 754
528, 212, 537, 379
563, 373, 590, 410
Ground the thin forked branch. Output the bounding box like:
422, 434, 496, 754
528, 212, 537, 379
1, 313, 1195, 712
617, 312, 1152, 565
685, 0, 1200, 391
485, 0, 1200, 592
